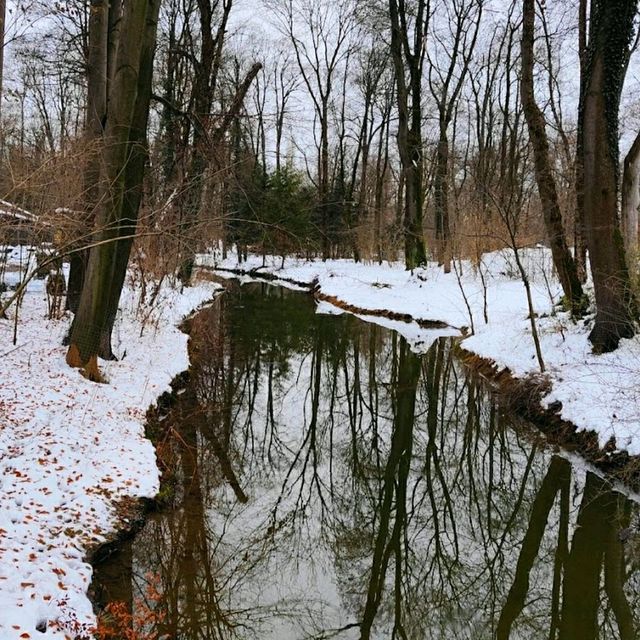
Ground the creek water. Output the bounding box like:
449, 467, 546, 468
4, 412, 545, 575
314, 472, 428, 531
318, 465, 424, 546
92, 282, 640, 639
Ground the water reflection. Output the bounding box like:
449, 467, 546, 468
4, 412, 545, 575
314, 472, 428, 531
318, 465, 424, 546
93, 283, 640, 639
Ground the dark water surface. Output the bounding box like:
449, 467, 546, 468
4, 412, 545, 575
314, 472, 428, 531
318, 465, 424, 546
93, 282, 640, 639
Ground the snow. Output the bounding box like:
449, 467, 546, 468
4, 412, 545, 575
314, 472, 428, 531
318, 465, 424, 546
0, 200, 39, 223
198, 246, 640, 456
0, 268, 221, 638
3, 240, 640, 636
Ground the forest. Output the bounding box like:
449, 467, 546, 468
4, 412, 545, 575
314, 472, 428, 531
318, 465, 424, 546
2, 0, 640, 638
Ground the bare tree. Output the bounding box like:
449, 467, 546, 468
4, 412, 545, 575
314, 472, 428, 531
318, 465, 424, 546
269, 0, 357, 259
520, 0, 584, 315
428, 0, 483, 273
388, 0, 429, 268
272, 50, 298, 173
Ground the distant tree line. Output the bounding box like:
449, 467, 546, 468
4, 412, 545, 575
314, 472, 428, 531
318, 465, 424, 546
1, 0, 640, 378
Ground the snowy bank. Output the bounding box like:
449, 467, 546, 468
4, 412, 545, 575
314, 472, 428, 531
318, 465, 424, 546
0, 272, 220, 638
198, 248, 640, 458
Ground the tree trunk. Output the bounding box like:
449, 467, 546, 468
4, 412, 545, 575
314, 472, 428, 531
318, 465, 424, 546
574, 0, 588, 281
66, 0, 161, 379
374, 103, 391, 264
178, 61, 262, 282
434, 123, 451, 273
97, 0, 161, 360
622, 130, 640, 273
178, 0, 233, 282
0, 0, 6, 127
520, 0, 585, 315
67, 0, 117, 314
582, 0, 637, 353
388, 0, 428, 270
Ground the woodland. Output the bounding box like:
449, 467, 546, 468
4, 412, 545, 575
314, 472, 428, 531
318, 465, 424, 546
3, 0, 640, 637
1, 0, 640, 365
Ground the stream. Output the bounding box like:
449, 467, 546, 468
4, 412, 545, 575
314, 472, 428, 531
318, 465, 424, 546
92, 281, 640, 639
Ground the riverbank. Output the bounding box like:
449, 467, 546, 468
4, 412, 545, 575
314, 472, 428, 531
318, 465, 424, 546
0, 269, 220, 638
198, 248, 640, 462
3, 245, 640, 637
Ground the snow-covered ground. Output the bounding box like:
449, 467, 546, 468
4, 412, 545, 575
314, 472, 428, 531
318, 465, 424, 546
2, 241, 640, 637
198, 247, 640, 456
0, 255, 220, 638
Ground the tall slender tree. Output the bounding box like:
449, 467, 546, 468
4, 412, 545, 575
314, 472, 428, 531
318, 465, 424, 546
520, 0, 585, 315
428, 0, 483, 274
388, 0, 429, 269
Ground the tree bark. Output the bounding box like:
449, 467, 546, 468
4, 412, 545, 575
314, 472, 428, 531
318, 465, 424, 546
622, 130, 640, 273
434, 124, 451, 272
67, 0, 122, 315
67, 0, 110, 314
582, 0, 637, 353
66, 0, 161, 379
388, 0, 428, 269
574, 0, 588, 282
520, 0, 585, 315
97, 0, 162, 360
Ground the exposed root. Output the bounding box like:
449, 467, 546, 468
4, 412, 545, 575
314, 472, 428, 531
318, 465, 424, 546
82, 355, 106, 383
66, 343, 83, 368
67, 345, 106, 383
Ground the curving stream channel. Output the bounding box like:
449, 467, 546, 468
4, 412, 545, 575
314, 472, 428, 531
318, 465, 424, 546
93, 281, 640, 639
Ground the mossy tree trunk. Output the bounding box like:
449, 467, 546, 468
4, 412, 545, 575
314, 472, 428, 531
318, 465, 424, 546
520, 0, 585, 316
66, 0, 161, 379
581, 0, 637, 353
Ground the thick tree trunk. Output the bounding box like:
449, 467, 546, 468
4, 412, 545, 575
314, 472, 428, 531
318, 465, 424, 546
67, 0, 117, 314
582, 0, 637, 353
66, 0, 161, 379
520, 0, 585, 315
622, 131, 640, 273
97, 0, 160, 360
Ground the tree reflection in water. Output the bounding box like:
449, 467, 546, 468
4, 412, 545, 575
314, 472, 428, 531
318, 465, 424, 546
93, 283, 640, 640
